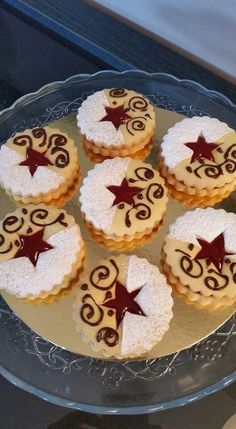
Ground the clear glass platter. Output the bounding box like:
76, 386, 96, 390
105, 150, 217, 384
0, 70, 235, 414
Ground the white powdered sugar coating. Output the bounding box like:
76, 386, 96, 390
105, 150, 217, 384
161, 116, 233, 169
0, 146, 63, 195
80, 158, 129, 231
169, 208, 236, 252
0, 225, 81, 297
121, 255, 173, 357
76, 90, 124, 146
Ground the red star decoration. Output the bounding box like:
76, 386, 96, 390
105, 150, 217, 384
107, 178, 143, 206
14, 228, 53, 266
103, 281, 145, 328
195, 233, 231, 273
100, 105, 131, 130
19, 147, 53, 176
185, 135, 218, 164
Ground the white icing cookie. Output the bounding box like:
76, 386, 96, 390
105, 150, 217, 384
73, 254, 173, 358
77, 88, 155, 148
0, 205, 83, 299
79, 157, 168, 237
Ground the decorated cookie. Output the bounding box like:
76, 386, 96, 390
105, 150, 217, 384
162, 208, 236, 310
159, 116, 236, 207
0, 204, 85, 303
79, 157, 168, 250
73, 255, 173, 358
76, 88, 155, 161
0, 126, 81, 206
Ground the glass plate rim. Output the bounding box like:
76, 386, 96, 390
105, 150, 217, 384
0, 70, 235, 414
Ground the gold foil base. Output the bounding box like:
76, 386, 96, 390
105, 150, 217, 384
1, 108, 235, 360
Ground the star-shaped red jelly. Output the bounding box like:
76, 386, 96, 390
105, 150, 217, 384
195, 233, 231, 273
107, 178, 143, 206
19, 147, 53, 176
185, 135, 218, 164
100, 105, 131, 130
103, 281, 145, 328
14, 228, 53, 266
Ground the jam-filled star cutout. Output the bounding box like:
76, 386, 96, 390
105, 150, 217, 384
19, 147, 53, 176
14, 228, 53, 266
107, 178, 143, 206
185, 135, 218, 164
195, 232, 231, 273
103, 281, 145, 328
100, 105, 131, 130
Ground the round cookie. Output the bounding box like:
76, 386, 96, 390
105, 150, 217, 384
0, 204, 85, 303
73, 254, 173, 358
159, 116, 236, 207
162, 208, 236, 310
79, 157, 168, 250
77, 88, 155, 160
0, 126, 81, 206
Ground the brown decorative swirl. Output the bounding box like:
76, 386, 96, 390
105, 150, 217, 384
90, 259, 119, 290
30, 208, 68, 227
3, 216, 24, 234
96, 327, 119, 347
125, 203, 151, 228
48, 134, 69, 168
175, 249, 203, 278
109, 88, 127, 98
80, 294, 104, 326
128, 96, 148, 112
204, 269, 229, 290
230, 262, 236, 283
126, 116, 147, 136
32, 128, 47, 147
187, 143, 236, 179
134, 167, 154, 181
0, 234, 13, 254
146, 183, 164, 204
13, 135, 32, 148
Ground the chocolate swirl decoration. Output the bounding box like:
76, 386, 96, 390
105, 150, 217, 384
47, 134, 69, 168
175, 249, 204, 278
187, 143, 236, 179
230, 262, 236, 284
13, 134, 32, 148
96, 327, 119, 347
204, 269, 229, 290
175, 248, 230, 291
32, 128, 47, 147
109, 88, 128, 98
126, 116, 147, 136
146, 183, 164, 204
3, 215, 24, 234
129, 167, 154, 183
0, 234, 13, 254
90, 259, 119, 290
80, 294, 104, 326
128, 96, 149, 112
125, 203, 151, 228
30, 208, 68, 228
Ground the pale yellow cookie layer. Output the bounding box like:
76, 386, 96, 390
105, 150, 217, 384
83, 138, 152, 163
73, 254, 128, 358
81, 133, 154, 156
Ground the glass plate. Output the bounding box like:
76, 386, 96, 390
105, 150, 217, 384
0, 70, 235, 415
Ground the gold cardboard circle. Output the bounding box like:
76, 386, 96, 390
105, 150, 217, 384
1, 108, 235, 359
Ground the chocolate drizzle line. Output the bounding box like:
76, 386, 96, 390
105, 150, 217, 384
124, 167, 164, 228
0, 208, 68, 258
186, 143, 236, 179
96, 327, 119, 347
175, 247, 233, 290
90, 259, 119, 290
13, 127, 70, 169
80, 294, 104, 326
108, 89, 152, 135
